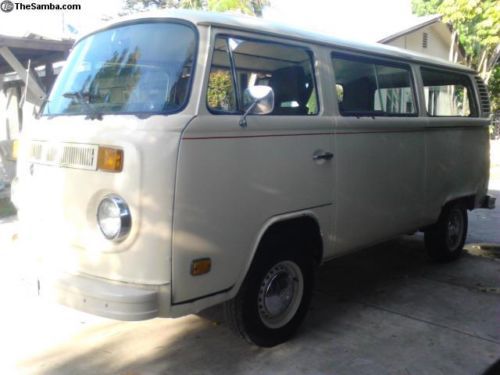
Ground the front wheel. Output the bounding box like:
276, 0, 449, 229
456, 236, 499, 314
425, 202, 468, 262
224, 243, 315, 347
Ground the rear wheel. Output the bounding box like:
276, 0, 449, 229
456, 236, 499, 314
425, 202, 468, 262
224, 240, 315, 347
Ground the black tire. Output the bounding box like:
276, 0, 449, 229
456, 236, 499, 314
425, 202, 468, 262
224, 238, 315, 347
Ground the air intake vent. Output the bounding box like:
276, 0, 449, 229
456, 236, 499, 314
422, 32, 428, 48
474, 75, 491, 117
27, 141, 98, 170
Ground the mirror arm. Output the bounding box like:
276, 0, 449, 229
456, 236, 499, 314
239, 100, 258, 128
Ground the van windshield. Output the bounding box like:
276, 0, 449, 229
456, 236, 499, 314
43, 21, 197, 117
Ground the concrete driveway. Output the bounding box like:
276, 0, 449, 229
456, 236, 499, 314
1, 148, 499, 375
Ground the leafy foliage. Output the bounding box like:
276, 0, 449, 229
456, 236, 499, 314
207, 70, 235, 110
412, 0, 443, 16
122, 0, 269, 16
489, 66, 500, 112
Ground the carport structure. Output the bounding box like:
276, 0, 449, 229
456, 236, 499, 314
0, 34, 73, 105
0, 34, 73, 186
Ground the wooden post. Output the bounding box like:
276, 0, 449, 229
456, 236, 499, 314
0, 75, 6, 141
0, 46, 45, 105
45, 62, 55, 92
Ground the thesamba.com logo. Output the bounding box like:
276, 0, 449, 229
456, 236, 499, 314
0, 0, 14, 12
1, 1, 81, 12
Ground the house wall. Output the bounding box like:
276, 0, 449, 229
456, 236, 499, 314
385, 23, 452, 62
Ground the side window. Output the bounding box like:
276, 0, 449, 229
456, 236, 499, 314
207, 38, 237, 113
421, 68, 477, 117
331, 54, 416, 116
207, 36, 319, 115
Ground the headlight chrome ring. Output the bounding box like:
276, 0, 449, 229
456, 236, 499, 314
97, 195, 132, 242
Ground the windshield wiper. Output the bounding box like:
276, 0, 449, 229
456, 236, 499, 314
63, 91, 103, 120
35, 96, 50, 119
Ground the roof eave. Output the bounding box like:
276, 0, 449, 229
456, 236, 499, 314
377, 14, 442, 44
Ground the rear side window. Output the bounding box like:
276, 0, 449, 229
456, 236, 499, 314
331, 53, 416, 116
421, 68, 477, 117
207, 36, 318, 115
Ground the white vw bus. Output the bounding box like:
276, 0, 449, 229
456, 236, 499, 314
12, 10, 495, 347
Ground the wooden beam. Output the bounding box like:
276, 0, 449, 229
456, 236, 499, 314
0, 47, 45, 105
0, 51, 67, 75
0, 35, 73, 52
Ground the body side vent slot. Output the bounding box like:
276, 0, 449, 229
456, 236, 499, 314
474, 76, 491, 118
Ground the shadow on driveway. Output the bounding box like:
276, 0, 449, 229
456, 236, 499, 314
16, 232, 500, 375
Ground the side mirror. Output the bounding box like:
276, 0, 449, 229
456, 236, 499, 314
239, 85, 274, 128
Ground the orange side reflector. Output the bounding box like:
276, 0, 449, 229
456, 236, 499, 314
191, 258, 212, 276
98, 147, 123, 172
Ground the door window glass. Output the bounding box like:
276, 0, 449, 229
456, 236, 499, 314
207, 36, 319, 115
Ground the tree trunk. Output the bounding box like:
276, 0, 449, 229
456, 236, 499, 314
448, 30, 457, 63
251, 0, 264, 17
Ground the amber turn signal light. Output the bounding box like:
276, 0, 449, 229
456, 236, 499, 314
98, 146, 123, 172
10, 139, 19, 161
191, 258, 212, 276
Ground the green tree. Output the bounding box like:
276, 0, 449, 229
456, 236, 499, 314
412, 0, 443, 16
122, 0, 269, 17
411, 0, 499, 111
489, 64, 500, 113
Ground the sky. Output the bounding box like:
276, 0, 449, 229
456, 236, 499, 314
263, 0, 415, 41
0, 0, 418, 42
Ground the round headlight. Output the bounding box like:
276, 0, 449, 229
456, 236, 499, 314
97, 195, 131, 241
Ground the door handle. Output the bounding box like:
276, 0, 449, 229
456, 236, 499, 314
312, 151, 334, 161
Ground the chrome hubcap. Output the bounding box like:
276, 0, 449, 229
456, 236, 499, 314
258, 260, 304, 329
446, 209, 464, 251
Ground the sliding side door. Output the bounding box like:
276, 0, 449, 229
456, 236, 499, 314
330, 52, 425, 254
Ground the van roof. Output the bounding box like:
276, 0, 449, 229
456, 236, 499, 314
80, 9, 475, 74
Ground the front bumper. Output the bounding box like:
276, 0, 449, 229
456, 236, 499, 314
40, 272, 162, 321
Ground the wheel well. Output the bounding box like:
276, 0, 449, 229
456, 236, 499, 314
257, 216, 323, 264
421, 195, 475, 232
462, 195, 476, 210
447, 195, 475, 211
